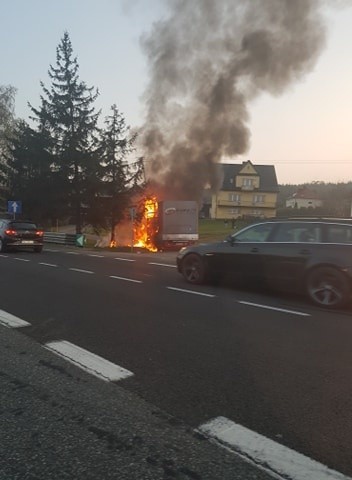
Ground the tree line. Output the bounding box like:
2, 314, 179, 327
1, 32, 351, 236
0, 32, 144, 240
277, 182, 352, 217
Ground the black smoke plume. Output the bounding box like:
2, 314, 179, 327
140, 0, 327, 200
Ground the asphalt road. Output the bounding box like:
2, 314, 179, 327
1, 245, 352, 478
1, 323, 275, 480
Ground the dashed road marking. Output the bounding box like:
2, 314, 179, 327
0, 309, 31, 328
39, 262, 58, 267
167, 287, 216, 298
88, 254, 104, 258
69, 268, 94, 274
14, 258, 30, 262
45, 340, 134, 382
238, 301, 310, 317
114, 257, 136, 262
198, 416, 351, 480
110, 275, 142, 284
149, 262, 176, 268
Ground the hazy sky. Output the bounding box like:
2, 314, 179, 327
2, 0, 352, 185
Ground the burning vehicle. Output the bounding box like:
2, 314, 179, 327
133, 198, 199, 252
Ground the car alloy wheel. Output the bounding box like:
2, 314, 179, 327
306, 266, 350, 308
181, 253, 206, 284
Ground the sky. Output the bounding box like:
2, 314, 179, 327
2, 0, 352, 186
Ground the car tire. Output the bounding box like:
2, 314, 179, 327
34, 246, 43, 253
0, 238, 5, 253
181, 253, 206, 284
306, 266, 350, 308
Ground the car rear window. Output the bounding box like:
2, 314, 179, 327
10, 222, 37, 230
326, 224, 352, 244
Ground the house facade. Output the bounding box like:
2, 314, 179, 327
286, 186, 323, 209
210, 160, 279, 219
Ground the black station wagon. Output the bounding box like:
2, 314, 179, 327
176, 218, 352, 309
0, 219, 44, 253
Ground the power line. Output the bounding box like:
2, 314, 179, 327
140, 158, 352, 165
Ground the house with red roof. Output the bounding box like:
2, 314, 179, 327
286, 186, 323, 209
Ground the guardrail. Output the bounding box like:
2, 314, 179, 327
43, 232, 85, 247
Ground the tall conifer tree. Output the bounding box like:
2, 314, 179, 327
30, 31, 100, 233
5, 120, 59, 223
0, 85, 16, 200
93, 104, 143, 243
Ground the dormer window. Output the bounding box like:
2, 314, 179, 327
242, 178, 254, 190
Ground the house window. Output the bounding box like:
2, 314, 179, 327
241, 177, 255, 190
229, 193, 241, 202
230, 208, 240, 215
253, 194, 265, 204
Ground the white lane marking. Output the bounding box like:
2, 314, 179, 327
110, 275, 142, 284
0, 310, 31, 328
45, 340, 133, 382
167, 287, 215, 298
114, 257, 136, 262
44, 248, 59, 252
14, 258, 30, 262
39, 262, 58, 267
0, 254, 9, 257
66, 251, 79, 255
69, 268, 94, 274
149, 262, 176, 268
238, 301, 310, 317
88, 254, 104, 258
199, 417, 351, 480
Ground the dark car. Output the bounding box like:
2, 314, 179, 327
176, 218, 352, 309
0, 219, 44, 253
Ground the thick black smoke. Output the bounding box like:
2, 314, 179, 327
140, 0, 327, 200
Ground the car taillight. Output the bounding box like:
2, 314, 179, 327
36, 230, 44, 237
5, 229, 17, 236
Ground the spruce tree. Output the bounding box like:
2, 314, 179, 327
94, 104, 143, 244
5, 120, 57, 223
30, 31, 100, 233
0, 85, 16, 201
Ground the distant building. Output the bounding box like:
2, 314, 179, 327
286, 186, 323, 209
211, 160, 279, 219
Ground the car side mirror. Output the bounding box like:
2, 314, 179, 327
225, 234, 236, 245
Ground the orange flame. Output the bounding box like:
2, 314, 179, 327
133, 197, 159, 252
